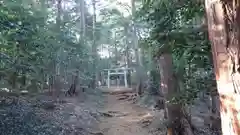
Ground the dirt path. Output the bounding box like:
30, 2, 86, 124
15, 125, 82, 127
29, 90, 165, 135
97, 92, 161, 135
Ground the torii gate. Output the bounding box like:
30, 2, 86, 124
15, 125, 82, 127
103, 67, 132, 88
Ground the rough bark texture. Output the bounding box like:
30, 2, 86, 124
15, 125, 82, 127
205, 0, 240, 134
159, 54, 194, 135
158, 56, 169, 119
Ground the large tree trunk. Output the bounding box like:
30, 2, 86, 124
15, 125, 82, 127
159, 53, 194, 135
205, 0, 240, 134
158, 57, 168, 118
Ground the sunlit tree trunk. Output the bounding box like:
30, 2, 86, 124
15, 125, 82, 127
205, 0, 240, 134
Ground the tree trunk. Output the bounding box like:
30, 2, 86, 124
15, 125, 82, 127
205, 0, 240, 134
91, 0, 97, 89
74, 0, 86, 89
126, 47, 132, 86
10, 72, 17, 89
209, 87, 221, 131
131, 0, 143, 95
54, 0, 62, 95
158, 57, 168, 119
80, 0, 86, 44
137, 30, 144, 67
114, 32, 118, 65
124, 25, 131, 86
21, 70, 26, 87
159, 54, 194, 135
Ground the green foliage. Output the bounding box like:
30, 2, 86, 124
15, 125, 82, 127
0, 0, 93, 91
138, 0, 214, 104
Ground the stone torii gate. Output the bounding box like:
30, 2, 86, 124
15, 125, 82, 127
103, 68, 132, 88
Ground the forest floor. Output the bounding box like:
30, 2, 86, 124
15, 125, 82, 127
0, 86, 218, 135
97, 91, 165, 135
0, 88, 166, 135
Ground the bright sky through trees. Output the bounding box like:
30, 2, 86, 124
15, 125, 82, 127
86, 0, 132, 58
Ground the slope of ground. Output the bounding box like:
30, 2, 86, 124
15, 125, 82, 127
0, 89, 104, 135
137, 93, 221, 135
0, 89, 166, 135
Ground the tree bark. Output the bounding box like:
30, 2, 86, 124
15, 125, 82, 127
131, 0, 143, 95
205, 0, 240, 134
74, 0, 86, 89
124, 25, 131, 86
54, 0, 62, 94
158, 57, 168, 118
114, 32, 118, 65
80, 0, 86, 44
159, 54, 194, 135
91, 0, 97, 89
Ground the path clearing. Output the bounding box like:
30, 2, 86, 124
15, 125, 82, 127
98, 92, 165, 135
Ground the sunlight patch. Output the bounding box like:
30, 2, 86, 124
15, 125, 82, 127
0, 88, 10, 92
